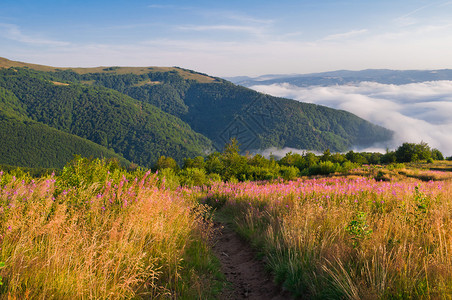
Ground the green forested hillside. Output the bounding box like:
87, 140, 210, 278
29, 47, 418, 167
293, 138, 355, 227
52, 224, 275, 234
182, 82, 392, 151
0, 116, 129, 169
0, 69, 212, 167
0, 85, 28, 120
48, 67, 392, 152
0, 86, 129, 168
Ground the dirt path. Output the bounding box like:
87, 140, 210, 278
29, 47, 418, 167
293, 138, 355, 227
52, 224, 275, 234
212, 223, 292, 300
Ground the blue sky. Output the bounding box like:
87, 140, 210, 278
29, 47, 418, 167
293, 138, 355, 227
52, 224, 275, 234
1, 0, 452, 76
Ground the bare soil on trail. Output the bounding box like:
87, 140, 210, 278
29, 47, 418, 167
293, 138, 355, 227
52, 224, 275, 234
212, 223, 292, 300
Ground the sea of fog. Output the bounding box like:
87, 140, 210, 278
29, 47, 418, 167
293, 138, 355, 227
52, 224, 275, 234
250, 81, 452, 157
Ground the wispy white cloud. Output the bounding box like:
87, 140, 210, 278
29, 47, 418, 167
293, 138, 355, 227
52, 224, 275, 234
177, 24, 265, 35
148, 4, 177, 9
322, 29, 368, 41
225, 14, 274, 25
394, 2, 452, 27
439, 1, 452, 7
395, 3, 433, 26
0, 23, 69, 46
250, 81, 452, 156
102, 23, 157, 30
175, 9, 273, 38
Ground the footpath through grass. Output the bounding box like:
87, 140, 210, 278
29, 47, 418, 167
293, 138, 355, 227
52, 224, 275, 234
201, 172, 452, 299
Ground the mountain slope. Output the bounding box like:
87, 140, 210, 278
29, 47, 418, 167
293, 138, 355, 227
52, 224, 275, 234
0, 87, 129, 168
181, 82, 392, 151
46, 66, 393, 152
0, 116, 130, 169
0, 68, 212, 167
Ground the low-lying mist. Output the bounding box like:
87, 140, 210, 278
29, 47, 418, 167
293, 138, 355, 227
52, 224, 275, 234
250, 81, 452, 157
250, 147, 322, 160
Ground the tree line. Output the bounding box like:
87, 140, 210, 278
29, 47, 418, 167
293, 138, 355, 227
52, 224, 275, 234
152, 139, 447, 187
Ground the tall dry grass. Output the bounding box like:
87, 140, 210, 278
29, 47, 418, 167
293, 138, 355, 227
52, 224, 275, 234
207, 176, 452, 298
0, 161, 218, 299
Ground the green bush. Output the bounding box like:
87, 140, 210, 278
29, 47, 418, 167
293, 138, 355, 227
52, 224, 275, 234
207, 173, 222, 185
179, 168, 207, 187
158, 168, 180, 190
340, 161, 358, 173
308, 161, 339, 175
395, 142, 431, 162
279, 165, 299, 180
155, 155, 179, 170
431, 149, 444, 160
58, 156, 123, 189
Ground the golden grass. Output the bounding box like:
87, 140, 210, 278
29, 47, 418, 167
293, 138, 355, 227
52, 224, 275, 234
0, 57, 57, 72
0, 57, 216, 83
51, 81, 70, 86
211, 176, 452, 298
0, 171, 215, 299
133, 79, 161, 87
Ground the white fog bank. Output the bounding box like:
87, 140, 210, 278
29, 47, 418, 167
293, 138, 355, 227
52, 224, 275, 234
250, 81, 452, 157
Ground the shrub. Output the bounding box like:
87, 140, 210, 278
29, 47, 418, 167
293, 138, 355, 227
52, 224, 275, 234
308, 161, 339, 175
179, 168, 207, 187
279, 165, 299, 180
395, 142, 431, 162
158, 167, 180, 190
155, 155, 179, 170
431, 149, 444, 160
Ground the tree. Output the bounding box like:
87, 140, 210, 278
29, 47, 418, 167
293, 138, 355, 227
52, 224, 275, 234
205, 153, 224, 175
345, 151, 368, 164
321, 149, 331, 162
223, 138, 240, 157
221, 138, 248, 181
303, 152, 320, 169
183, 156, 205, 169
155, 155, 179, 170
395, 142, 431, 162
381, 150, 397, 164
431, 149, 444, 160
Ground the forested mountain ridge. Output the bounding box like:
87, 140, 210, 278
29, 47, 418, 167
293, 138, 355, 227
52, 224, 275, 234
44, 64, 392, 151
0, 57, 216, 83
0, 87, 130, 168
0, 68, 213, 167
0, 57, 393, 169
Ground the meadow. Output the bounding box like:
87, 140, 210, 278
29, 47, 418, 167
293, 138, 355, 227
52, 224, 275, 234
0, 158, 451, 299
0, 158, 222, 299
202, 169, 452, 299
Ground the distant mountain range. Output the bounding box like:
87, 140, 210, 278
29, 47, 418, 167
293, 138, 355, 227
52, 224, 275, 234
228, 69, 452, 87
0, 57, 393, 168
